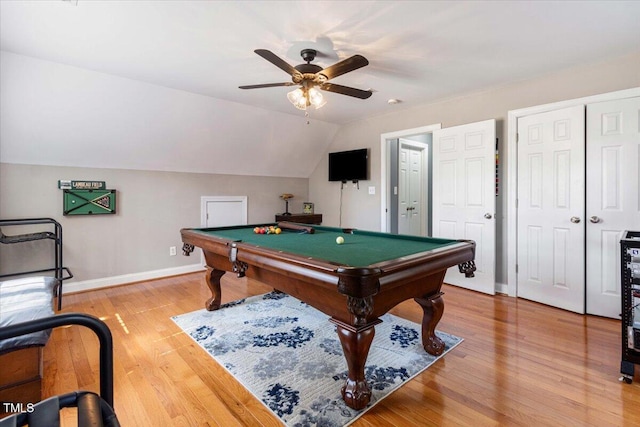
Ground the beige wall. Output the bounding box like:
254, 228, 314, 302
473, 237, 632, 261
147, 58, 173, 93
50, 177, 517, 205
309, 51, 640, 286
0, 163, 308, 283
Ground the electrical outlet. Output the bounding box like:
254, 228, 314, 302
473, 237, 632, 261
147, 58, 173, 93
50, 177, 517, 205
368, 186, 375, 195
169, 246, 177, 256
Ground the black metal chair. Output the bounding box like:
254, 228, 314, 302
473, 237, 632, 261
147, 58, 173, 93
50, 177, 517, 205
0, 313, 120, 427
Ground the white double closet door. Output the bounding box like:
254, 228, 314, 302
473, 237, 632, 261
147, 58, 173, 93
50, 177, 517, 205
517, 96, 640, 317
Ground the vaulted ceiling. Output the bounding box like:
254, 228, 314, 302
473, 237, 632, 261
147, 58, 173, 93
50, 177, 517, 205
2, 1, 639, 125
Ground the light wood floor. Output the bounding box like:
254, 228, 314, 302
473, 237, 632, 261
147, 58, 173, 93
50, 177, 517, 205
43, 272, 639, 426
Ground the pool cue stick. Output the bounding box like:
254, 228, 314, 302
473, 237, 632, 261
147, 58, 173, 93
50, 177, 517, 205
277, 222, 315, 234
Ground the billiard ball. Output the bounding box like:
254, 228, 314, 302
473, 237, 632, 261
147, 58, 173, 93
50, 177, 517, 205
336, 236, 345, 245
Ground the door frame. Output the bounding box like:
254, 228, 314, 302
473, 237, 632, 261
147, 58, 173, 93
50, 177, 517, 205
506, 87, 640, 297
380, 124, 441, 232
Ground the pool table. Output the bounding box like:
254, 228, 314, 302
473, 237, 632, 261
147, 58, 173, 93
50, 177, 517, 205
181, 223, 475, 410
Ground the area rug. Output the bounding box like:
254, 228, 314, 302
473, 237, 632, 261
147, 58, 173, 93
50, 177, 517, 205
172, 292, 462, 426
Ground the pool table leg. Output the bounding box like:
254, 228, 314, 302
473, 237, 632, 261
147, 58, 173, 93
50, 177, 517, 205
204, 267, 225, 311
332, 320, 378, 410
415, 292, 445, 356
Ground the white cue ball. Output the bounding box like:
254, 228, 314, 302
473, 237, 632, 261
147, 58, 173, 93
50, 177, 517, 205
336, 236, 345, 244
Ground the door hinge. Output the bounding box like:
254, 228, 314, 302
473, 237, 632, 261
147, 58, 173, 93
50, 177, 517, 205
515, 264, 519, 274
516, 133, 519, 143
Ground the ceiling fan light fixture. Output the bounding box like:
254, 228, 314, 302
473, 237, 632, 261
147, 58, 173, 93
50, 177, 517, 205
287, 88, 308, 110
308, 87, 326, 109
287, 86, 325, 111
287, 87, 304, 102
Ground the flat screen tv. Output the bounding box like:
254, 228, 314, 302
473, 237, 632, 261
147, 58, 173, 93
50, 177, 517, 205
328, 148, 368, 182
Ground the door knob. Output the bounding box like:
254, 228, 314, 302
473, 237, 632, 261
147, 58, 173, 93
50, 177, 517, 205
589, 216, 601, 223
484, 213, 492, 219
570, 216, 581, 223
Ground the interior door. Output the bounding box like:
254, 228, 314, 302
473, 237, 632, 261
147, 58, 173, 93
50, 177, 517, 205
586, 96, 640, 318
516, 106, 585, 313
432, 119, 496, 294
398, 145, 423, 235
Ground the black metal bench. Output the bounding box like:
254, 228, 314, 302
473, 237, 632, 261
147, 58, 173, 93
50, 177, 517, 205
0, 218, 73, 309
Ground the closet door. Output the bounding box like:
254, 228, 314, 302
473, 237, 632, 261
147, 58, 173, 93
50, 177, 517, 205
586, 96, 640, 318
516, 106, 585, 313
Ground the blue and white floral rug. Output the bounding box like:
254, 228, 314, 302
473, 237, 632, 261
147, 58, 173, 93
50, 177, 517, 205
172, 292, 462, 426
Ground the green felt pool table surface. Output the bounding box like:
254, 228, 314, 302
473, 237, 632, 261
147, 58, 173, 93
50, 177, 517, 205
190, 224, 460, 267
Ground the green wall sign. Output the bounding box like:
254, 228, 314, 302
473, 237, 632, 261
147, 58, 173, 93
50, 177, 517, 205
63, 189, 116, 215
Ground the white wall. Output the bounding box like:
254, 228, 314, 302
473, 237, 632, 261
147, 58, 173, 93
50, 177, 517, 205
309, 51, 640, 287
0, 52, 339, 176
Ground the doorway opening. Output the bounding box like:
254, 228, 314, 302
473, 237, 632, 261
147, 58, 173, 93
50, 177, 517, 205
380, 124, 441, 235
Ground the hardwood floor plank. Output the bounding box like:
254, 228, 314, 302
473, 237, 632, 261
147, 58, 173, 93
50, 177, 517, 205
34, 273, 640, 426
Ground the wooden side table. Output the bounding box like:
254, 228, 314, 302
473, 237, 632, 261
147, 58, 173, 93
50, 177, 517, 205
275, 213, 322, 225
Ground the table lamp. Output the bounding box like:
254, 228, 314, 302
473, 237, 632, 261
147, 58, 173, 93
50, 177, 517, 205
280, 193, 293, 216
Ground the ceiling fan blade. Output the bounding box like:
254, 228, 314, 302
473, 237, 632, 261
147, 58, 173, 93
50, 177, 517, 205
320, 83, 372, 99
254, 49, 302, 78
319, 55, 369, 80
239, 82, 296, 89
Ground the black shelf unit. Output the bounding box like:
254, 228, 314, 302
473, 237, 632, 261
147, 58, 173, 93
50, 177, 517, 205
620, 230, 640, 383
0, 218, 73, 310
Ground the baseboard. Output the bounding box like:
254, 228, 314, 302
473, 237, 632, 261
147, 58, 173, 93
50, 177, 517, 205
62, 264, 205, 295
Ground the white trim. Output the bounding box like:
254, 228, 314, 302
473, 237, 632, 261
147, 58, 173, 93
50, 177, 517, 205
506, 87, 640, 298
62, 263, 205, 295
495, 281, 508, 295
380, 124, 441, 232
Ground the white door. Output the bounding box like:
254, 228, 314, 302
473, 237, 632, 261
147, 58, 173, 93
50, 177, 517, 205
516, 106, 585, 313
398, 145, 423, 235
586, 96, 640, 318
432, 119, 496, 294
201, 196, 247, 227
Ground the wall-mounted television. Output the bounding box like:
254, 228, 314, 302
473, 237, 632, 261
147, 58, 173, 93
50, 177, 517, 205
328, 148, 368, 182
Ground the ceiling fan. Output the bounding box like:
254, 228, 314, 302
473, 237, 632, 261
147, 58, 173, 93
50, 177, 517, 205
239, 49, 372, 110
